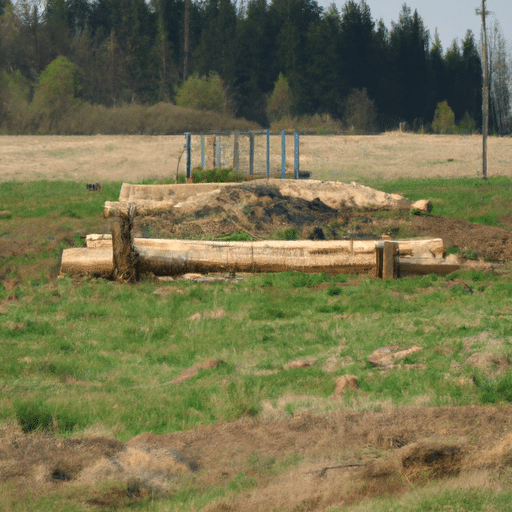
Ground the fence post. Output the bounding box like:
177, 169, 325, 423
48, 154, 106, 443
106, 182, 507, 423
281, 130, 286, 179
233, 130, 240, 173
185, 132, 191, 179
375, 241, 398, 279
200, 132, 205, 169
266, 129, 270, 179
294, 131, 299, 180
249, 132, 255, 175
216, 135, 222, 168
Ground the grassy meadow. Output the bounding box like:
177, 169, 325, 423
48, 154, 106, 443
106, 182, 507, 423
1, 175, 512, 511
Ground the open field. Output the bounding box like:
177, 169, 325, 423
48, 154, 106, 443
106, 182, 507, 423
1, 132, 512, 183
2, 134, 512, 511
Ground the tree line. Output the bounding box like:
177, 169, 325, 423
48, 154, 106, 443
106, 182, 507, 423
0, 0, 510, 134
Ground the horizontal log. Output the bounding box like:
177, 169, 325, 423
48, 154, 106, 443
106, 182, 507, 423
86, 234, 444, 257
399, 258, 461, 276
61, 238, 451, 278
60, 248, 113, 278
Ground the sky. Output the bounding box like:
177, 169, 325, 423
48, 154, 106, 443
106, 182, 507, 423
317, 0, 512, 54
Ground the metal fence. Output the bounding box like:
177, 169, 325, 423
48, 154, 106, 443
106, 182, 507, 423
184, 130, 301, 179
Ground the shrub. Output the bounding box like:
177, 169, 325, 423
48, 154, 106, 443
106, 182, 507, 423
270, 113, 343, 134
175, 72, 232, 114
272, 227, 300, 240
0, 70, 32, 133
432, 101, 458, 134
343, 88, 377, 134
458, 111, 477, 134
190, 166, 251, 183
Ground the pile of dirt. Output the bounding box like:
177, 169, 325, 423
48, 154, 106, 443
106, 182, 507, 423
3, 405, 512, 510
131, 180, 512, 264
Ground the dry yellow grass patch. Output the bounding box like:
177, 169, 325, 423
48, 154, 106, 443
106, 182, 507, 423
1, 132, 511, 183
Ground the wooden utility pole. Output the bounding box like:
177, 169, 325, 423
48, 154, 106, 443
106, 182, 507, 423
478, 0, 490, 179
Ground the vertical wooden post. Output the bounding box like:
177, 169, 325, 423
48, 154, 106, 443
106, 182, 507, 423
281, 130, 286, 179
294, 130, 299, 179
200, 132, 205, 169
266, 129, 270, 179
233, 130, 239, 173
376, 241, 398, 279
481, 0, 489, 180
111, 204, 138, 282
249, 132, 255, 175
206, 135, 215, 169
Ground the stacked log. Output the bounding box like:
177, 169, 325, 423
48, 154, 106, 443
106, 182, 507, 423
60, 237, 458, 279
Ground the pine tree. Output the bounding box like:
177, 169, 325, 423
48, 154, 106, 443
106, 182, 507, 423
461, 30, 482, 128
389, 5, 430, 125
426, 30, 447, 121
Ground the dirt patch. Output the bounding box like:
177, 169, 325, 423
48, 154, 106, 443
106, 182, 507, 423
130, 181, 512, 264
411, 215, 512, 263
3, 405, 512, 510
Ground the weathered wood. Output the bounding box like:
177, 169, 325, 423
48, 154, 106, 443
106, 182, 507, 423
61, 238, 453, 278
110, 205, 138, 282
59, 248, 113, 278
375, 241, 399, 278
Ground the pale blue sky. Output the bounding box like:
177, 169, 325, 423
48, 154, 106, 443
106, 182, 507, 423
318, 0, 512, 54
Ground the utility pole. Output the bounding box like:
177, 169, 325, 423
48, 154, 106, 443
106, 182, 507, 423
477, 0, 490, 179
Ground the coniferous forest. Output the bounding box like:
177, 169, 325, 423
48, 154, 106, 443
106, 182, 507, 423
0, 0, 510, 135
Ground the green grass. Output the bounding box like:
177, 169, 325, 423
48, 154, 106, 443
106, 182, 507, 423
1, 269, 512, 440
335, 486, 512, 512
2, 177, 512, 511
360, 175, 512, 227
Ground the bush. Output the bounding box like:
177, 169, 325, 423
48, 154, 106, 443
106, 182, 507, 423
270, 113, 343, 134
190, 166, 251, 183
0, 70, 32, 133
343, 88, 377, 134
458, 111, 477, 134
432, 101, 458, 134
50, 102, 260, 135
175, 72, 232, 114
272, 227, 300, 240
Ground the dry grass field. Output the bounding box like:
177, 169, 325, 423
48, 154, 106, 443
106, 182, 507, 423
1, 132, 511, 183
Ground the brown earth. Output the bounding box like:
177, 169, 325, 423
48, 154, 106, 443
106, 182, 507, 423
3, 406, 512, 510
131, 180, 512, 264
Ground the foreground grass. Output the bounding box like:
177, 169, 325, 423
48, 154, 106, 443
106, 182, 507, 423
1, 268, 512, 440
2, 177, 512, 511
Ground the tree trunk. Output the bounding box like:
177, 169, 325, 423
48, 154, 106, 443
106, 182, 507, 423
111, 205, 138, 282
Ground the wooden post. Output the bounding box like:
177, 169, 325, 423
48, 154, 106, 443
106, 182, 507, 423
111, 204, 138, 282
480, 0, 489, 180
376, 241, 398, 279
206, 135, 215, 169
